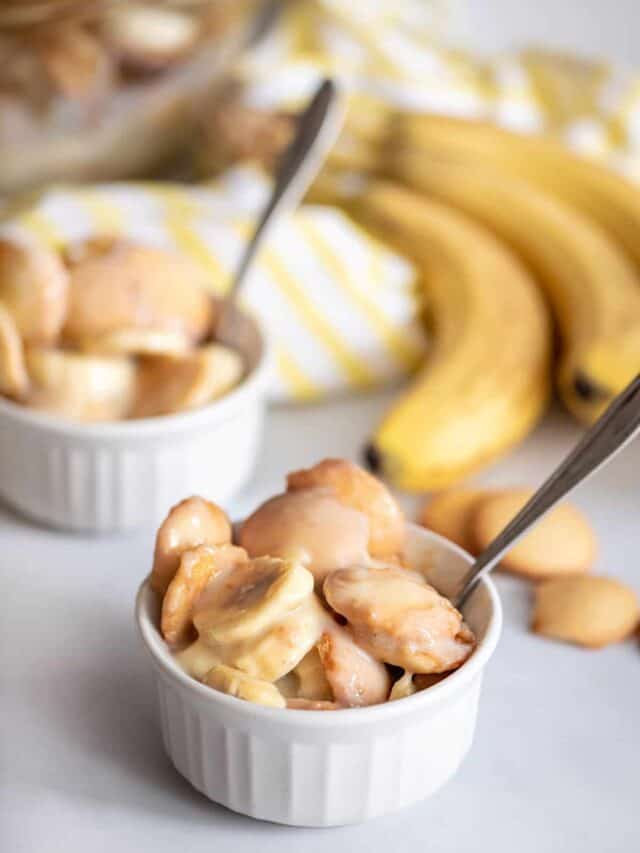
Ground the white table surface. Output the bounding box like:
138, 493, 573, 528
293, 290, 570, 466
2, 391, 639, 853
3, 3, 640, 850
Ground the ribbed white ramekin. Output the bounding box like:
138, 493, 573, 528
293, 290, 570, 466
0, 306, 270, 533
135, 524, 502, 826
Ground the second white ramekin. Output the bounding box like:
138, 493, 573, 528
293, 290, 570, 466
135, 524, 502, 826
0, 305, 270, 533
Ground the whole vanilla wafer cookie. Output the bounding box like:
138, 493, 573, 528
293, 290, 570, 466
419, 488, 489, 554
472, 488, 596, 579
532, 576, 639, 648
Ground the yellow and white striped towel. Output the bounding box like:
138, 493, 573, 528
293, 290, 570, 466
2, 168, 425, 402
235, 1, 640, 181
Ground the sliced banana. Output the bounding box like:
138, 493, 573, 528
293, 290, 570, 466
389, 671, 448, 699
203, 665, 285, 709
175, 638, 221, 681
161, 544, 248, 647
286, 699, 341, 711
179, 599, 323, 684
324, 566, 476, 674
25, 347, 136, 421
80, 327, 191, 358
317, 627, 391, 707
131, 344, 244, 418
151, 496, 232, 596
239, 489, 371, 585
103, 5, 200, 73
0, 303, 28, 399
184, 344, 244, 405
193, 556, 314, 647
226, 596, 325, 682
293, 647, 333, 701
63, 241, 213, 347
388, 671, 416, 702
0, 237, 68, 345
287, 458, 405, 561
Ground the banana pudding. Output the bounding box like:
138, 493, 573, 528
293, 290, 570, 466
150, 459, 476, 710
0, 1, 258, 194
0, 235, 244, 421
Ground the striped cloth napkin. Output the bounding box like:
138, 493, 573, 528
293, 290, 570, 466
235, 1, 640, 180
2, 167, 425, 402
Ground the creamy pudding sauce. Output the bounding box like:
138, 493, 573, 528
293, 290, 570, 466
152, 460, 476, 710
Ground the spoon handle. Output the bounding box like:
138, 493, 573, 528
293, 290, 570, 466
455, 374, 640, 607
228, 78, 344, 300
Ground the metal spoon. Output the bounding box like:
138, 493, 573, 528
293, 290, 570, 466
455, 374, 640, 608
216, 77, 344, 343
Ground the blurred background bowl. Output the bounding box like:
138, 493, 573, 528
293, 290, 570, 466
0, 301, 270, 533
0, 0, 267, 195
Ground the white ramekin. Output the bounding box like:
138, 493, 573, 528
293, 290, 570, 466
135, 523, 502, 827
0, 305, 270, 533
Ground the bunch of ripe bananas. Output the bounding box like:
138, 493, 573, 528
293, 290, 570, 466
312, 106, 640, 491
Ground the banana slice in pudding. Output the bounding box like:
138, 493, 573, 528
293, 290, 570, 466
179, 617, 324, 684
0, 304, 28, 399
388, 671, 417, 702
179, 562, 321, 682
387, 671, 448, 700
80, 327, 191, 358
239, 488, 371, 585
293, 647, 333, 701
63, 241, 213, 346
324, 566, 475, 674
193, 556, 314, 647
25, 347, 135, 421
203, 665, 286, 709
286, 699, 341, 711
282, 602, 389, 707
151, 496, 232, 596
226, 595, 325, 682
161, 544, 248, 647
0, 237, 68, 346
317, 626, 391, 707
175, 638, 222, 680
131, 344, 243, 418
287, 458, 405, 562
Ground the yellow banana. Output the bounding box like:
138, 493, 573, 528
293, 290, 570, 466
392, 113, 640, 275
350, 181, 552, 492
328, 94, 391, 173
388, 155, 640, 422
578, 327, 640, 402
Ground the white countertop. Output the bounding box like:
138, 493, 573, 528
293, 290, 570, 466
2, 390, 639, 853
3, 3, 640, 849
